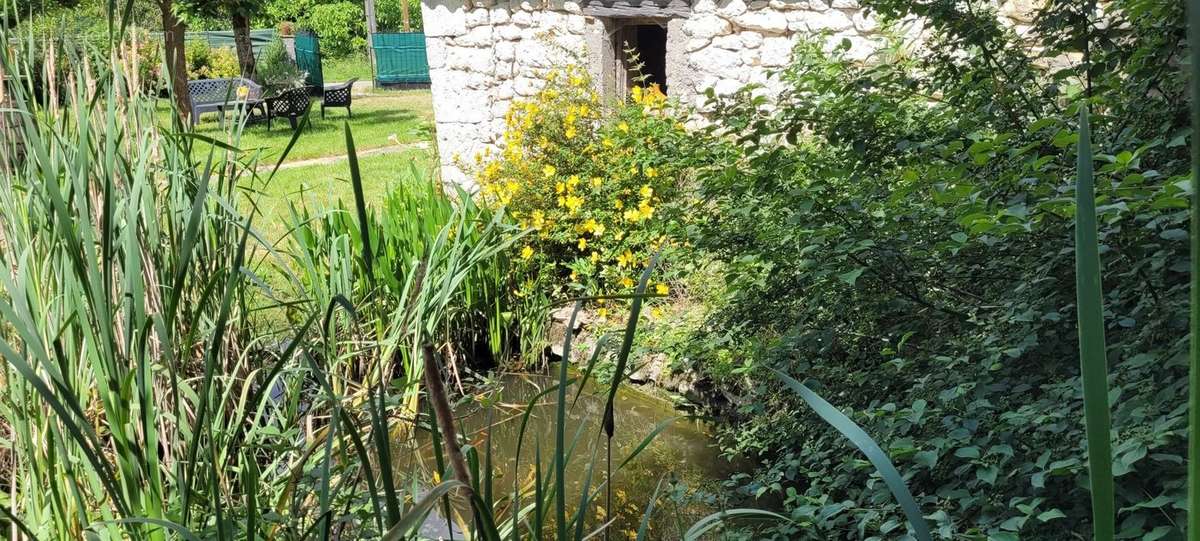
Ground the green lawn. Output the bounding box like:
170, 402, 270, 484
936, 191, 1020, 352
249, 148, 438, 244
171, 91, 434, 164
322, 55, 374, 83
162, 88, 439, 244
179, 90, 434, 163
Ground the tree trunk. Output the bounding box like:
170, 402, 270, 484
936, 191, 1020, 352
232, 12, 256, 80
401, 0, 411, 32
160, 0, 191, 121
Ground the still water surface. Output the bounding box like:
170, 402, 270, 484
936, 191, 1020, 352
394, 372, 750, 539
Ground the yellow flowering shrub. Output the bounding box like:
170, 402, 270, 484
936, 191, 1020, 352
474, 65, 688, 304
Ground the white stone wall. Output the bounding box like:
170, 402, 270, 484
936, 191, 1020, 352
421, 0, 1035, 186
423, 0, 590, 186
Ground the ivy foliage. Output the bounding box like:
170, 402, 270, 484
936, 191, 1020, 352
677, 1, 1189, 539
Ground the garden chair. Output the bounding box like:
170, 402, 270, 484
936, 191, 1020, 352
321, 78, 358, 119
187, 78, 264, 126
266, 87, 312, 130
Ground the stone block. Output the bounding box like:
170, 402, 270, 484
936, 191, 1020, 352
490, 7, 511, 24
566, 14, 586, 33
711, 34, 742, 50
425, 38, 448, 69
430, 86, 490, 123
511, 10, 533, 26
768, 0, 812, 10
692, 0, 717, 12
740, 47, 760, 66
465, 8, 491, 27
714, 78, 742, 96
732, 11, 788, 34
740, 30, 764, 48
759, 35, 794, 66
423, 1, 468, 37
800, 9, 853, 32
453, 25, 493, 47
497, 24, 522, 40
496, 40, 517, 61
514, 76, 543, 96
700, 47, 742, 72
496, 80, 515, 100
446, 45, 493, 71
682, 14, 731, 39
516, 41, 551, 68
685, 37, 711, 52
716, 0, 747, 17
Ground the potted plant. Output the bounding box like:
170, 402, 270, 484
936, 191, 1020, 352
278, 21, 296, 61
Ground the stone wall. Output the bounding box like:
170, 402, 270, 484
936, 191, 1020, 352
420, 0, 1034, 186
423, 0, 591, 186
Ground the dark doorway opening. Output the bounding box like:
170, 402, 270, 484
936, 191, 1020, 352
627, 24, 668, 94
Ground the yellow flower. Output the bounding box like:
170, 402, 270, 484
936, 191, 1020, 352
543, 165, 557, 178
614, 199, 624, 210
620, 276, 634, 288
617, 250, 633, 268
521, 245, 534, 260
577, 237, 588, 250
591, 251, 600, 263
656, 283, 669, 295
591, 177, 603, 188
639, 184, 654, 199
567, 175, 581, 189
565, 126, 577, 139
556, 181, 566, 194
597, 307, 609, 320
603, 137, 615, 148
565, 195, 584, 213
570, 270, 579, 281
531, 210, 545, 230
631, 86, 643, 104
645, 167, 658, 178
618, 121, 629, 133
651, 307, 664, 319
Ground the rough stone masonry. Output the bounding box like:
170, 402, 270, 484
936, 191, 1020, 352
419, 0, 1040, 186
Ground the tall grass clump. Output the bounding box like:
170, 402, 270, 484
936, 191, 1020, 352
0, 27, 281, 538
0, 24, 457, 540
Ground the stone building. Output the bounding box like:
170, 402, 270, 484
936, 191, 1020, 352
419, 0, 1036, 186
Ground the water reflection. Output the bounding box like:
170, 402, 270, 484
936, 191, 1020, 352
394, 372, 749, 539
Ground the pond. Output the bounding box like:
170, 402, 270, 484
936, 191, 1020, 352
394, 372, 751, 539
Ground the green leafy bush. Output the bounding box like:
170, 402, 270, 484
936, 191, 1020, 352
672, 1, 1189, 537
301, 1, 365, 58
185, 41, 239, 79
376, 0, 423, 31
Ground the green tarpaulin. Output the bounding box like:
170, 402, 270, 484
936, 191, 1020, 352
372, 33, 430, 84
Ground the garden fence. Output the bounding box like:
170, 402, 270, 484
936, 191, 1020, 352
183, 29, 277, 57
294, 31, 324, 89
372, 33, 430, 85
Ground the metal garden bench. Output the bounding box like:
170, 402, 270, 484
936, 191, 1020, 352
187, 77, 264, 126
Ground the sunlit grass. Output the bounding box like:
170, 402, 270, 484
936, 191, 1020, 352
158, 90, 433, 163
